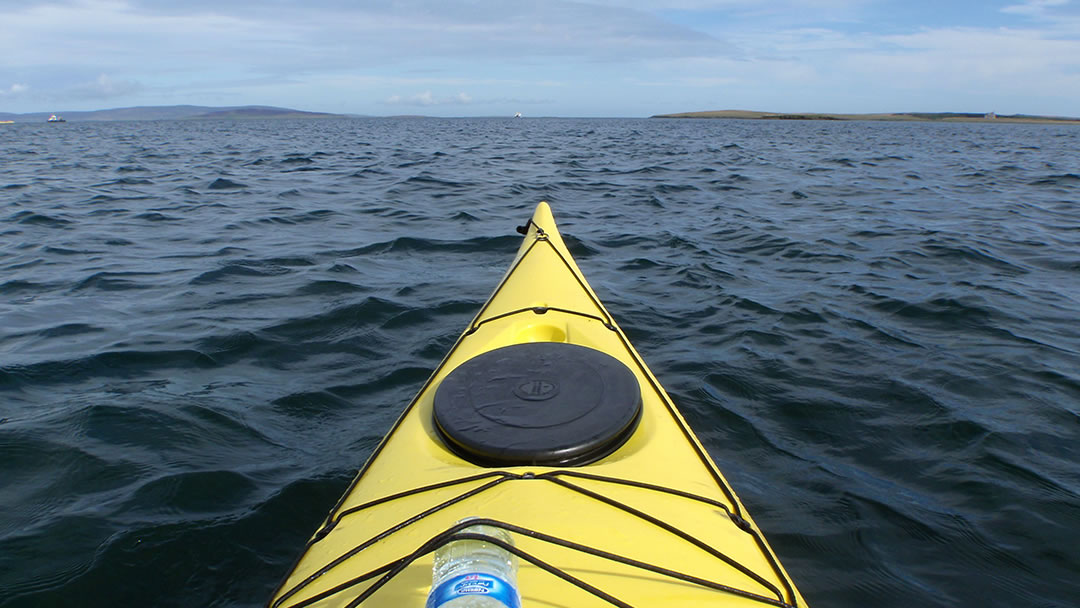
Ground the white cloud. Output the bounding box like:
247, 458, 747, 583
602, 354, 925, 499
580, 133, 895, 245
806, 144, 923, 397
0, 0, 733, 72
64, 73, 143, 99
868, 26, 1080, 80
837, 27, 1080, 112
0, 82, 30, 96
628, 18, 1080, 115
1001, 0, 1070, 18
588, 0, 866, 10
383, 91, 474, 106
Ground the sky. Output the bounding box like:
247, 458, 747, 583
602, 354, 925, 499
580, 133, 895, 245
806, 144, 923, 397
1, 0, 1079, 117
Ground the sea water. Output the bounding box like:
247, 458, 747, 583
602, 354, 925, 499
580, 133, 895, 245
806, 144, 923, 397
1, 117, 1078, 607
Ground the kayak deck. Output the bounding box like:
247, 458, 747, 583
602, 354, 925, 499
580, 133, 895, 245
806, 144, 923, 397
269, 202, 807, 607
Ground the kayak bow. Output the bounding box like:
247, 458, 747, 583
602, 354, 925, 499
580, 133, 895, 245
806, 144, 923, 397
269, 202, 807, 607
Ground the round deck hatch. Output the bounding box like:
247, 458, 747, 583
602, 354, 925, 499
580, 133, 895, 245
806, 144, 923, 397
432, 342, 642, 466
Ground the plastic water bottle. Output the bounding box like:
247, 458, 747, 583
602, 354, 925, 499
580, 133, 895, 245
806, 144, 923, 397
426, 519, 521, 608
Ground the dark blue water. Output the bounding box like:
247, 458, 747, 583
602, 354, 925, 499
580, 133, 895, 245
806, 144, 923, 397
2, 117, 1078, 607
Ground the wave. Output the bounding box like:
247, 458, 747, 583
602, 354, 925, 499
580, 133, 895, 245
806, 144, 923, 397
333, 234, 519, 256
1029, 173, 1080, 186
189, 261, 294, 285
1, 349, 217, 388
9, 211, 71, 227
93, 177, 154, 186
208, 177, 247, 190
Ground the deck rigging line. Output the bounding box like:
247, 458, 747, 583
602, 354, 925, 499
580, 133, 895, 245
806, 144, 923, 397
270, 471, 798, 608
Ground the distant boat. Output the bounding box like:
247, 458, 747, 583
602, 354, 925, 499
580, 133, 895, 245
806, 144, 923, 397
0, 120, 13, 125
47, 114, 66, 123
514, 112, 522, 118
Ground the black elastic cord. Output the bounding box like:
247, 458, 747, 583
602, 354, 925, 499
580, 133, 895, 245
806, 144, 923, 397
464, 305, 615, 336
271, 473, 796, 608
539, 474, 785, 603
288, 520, 795, 608
272, 473, 516, 608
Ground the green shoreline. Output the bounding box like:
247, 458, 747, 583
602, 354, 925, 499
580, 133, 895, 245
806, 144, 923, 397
651, 110, 1080, 124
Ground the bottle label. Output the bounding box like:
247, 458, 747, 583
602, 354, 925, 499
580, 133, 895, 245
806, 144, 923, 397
427, 573, 521, 608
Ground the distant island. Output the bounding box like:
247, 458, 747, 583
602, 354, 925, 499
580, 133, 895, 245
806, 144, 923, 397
0, 105, 345, 123
652, 110, 1080, 124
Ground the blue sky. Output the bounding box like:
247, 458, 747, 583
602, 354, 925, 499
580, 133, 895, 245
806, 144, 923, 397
1, 0, 1078, 117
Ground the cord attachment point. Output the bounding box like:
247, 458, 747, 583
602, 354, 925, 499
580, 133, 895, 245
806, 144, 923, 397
516, 219, 547, 238
729, 512, 754, 533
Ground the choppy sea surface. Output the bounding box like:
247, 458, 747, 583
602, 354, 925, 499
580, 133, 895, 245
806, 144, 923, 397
1, 117, 1078, 607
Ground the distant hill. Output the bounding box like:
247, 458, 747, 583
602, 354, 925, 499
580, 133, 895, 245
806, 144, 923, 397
0, 105, 344, 123
194, 107, 342, 120
651, 109, 1080, 124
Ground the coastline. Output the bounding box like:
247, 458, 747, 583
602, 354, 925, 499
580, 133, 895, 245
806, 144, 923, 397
0, 105, 344, 123
651, 110, 1080, 124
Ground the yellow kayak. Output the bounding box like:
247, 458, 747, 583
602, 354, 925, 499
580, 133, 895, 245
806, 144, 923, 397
269, 202, 808, 608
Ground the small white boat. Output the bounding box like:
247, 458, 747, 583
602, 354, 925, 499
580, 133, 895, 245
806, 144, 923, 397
47, 114, 66, 123
514, 112, 522, 118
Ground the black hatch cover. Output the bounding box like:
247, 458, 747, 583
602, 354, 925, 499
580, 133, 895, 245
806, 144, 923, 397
433, 342, 643, 466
